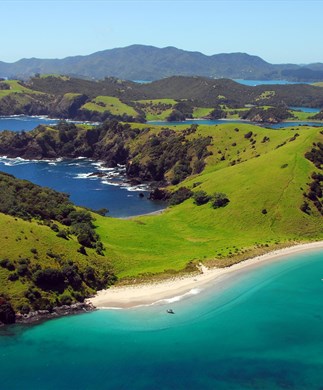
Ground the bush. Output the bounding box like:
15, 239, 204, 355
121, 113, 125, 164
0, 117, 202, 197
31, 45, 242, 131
59, 294, 72, 306
192, 191, 210, 206
168, 187, 193, 206
0, 259, 15, 271
0, 298, 16, 324
33, 268, 65, 291
17, 263, 29, 276
300, 201, 311, 214
211, 193, 230, 209
8, 273, 19, 281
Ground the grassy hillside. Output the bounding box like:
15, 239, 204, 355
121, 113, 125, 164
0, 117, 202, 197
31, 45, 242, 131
134, 98, 177, 120
0, 80, 43, 97
94, 124, 323, 279
81, 96, 139, 117
0, 173, 115, 314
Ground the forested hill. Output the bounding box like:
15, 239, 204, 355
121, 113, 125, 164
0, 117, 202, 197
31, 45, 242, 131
2, 76, 323, 122
1, 45, 323, 81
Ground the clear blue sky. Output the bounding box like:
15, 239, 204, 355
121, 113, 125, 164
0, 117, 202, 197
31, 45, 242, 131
1, 0, 323, 64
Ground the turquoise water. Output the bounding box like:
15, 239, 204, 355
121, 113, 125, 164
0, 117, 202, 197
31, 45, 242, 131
290, 106, 321, 113
233, 79, 311, 86
1, 250, 323, 389
150, 119, 323, 129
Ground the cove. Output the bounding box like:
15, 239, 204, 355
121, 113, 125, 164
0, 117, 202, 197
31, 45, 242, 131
0, 156, 164, 217
1, 249, 323, 389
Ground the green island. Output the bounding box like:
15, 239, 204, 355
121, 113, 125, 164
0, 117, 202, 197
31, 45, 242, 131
0, 75, 323, 325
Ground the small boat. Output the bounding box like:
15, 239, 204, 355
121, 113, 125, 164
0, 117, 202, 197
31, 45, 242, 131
166, 309, 175, 314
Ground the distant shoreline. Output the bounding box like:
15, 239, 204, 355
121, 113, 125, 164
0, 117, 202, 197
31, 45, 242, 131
87, 241, 323, 309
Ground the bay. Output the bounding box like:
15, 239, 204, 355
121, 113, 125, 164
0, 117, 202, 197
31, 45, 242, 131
1, 249, 323, 389
0, 116, 164, 217
0, 156, 164, 217
0, 115, 59, 132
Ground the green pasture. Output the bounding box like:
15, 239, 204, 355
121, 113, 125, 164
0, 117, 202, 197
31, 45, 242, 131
96, 124, 323, 279
82, 96, 138, 117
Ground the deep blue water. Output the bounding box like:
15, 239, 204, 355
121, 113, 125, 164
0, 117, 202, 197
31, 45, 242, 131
0, 115, 59, 131
0, 116, 164, 217
1, 249, 323, 389
0, 157, 164, 217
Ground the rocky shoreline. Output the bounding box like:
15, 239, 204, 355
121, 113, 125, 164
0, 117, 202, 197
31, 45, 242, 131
0, 302, 96, 327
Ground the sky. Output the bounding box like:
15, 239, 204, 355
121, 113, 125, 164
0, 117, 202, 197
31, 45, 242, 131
1, 0, 323, 64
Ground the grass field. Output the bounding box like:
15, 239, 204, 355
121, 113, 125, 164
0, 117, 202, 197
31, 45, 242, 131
94, 123, 323, 279
289, 110, 318, 121
81, 96, 139, 117
0, 80, 44, 98
0, 212, 112, 308
192, 107, 213, 118
135, 98, 177, 120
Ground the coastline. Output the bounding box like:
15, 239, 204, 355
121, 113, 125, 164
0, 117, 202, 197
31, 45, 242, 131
87, 241, 323, 309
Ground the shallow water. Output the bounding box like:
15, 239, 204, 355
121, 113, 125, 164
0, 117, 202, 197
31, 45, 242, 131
1, 250, 323, 389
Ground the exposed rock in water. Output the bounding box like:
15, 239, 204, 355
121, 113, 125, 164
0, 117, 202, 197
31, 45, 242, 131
15, 302, 96, 325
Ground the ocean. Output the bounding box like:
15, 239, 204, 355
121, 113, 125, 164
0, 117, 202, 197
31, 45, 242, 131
1, 249, 323, 389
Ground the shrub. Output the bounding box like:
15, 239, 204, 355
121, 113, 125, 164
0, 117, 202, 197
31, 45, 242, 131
59, 294, 72, 306
33, 268, 65, 291
8, 273, 19, 281
17, 263, 29, 276
192, 191, 210, 206
300, 201, 311, 214
168, 187, 193, 206
211, 193, 230, 209
0, 298, 16, 324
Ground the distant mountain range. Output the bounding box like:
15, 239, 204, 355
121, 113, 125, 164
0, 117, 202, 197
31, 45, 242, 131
1, 44, 323, 82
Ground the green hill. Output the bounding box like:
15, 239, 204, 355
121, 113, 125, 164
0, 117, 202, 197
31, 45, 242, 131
0, 173, 115, 318
2, 76, 323, 122
94, 123, 323, 279
0, 121, 322, 316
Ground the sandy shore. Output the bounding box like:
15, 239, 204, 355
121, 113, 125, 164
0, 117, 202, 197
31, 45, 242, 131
87, 241, 323, 309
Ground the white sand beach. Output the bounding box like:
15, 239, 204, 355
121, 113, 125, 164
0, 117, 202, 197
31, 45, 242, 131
87, 241, 323, 309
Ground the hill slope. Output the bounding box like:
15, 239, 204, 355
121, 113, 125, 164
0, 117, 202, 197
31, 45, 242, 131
94, 123, 323, 278
0, 172, 116, 321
